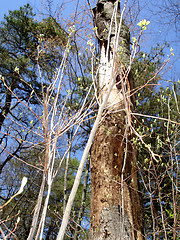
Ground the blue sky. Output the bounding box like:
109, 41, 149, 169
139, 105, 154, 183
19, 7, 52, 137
0, 0, 179, 81
0, 0, 75, 18
0, 0, 39, 16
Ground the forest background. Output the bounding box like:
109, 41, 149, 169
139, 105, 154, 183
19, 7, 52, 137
0, 0, 179, 239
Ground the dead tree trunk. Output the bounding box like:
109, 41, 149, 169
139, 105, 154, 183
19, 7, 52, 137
90, 1, 143, 239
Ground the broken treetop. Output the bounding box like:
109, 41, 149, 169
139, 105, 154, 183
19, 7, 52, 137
93, 0, 129, 42
93, 0, 131, 68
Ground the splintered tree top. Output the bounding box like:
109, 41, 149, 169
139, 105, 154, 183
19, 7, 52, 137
93, 0, 131, 68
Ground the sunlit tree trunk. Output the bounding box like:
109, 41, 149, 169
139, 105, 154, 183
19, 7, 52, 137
90, 1, 143, 239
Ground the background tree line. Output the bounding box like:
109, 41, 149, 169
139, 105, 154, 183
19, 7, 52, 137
0, 0, 179, 239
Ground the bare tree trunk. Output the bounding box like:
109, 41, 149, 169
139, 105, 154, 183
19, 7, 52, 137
90, 1, 143, 239
74, 157, 90, 239
90, 112, 143, 239
27, 172, 46, 240
63, 131, 71, 213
